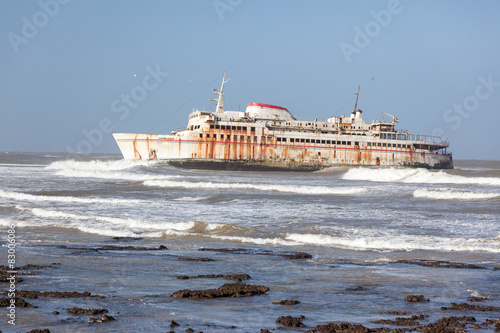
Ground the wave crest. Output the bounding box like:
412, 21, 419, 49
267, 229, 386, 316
0, 189, 142, 205
143, 180, 368, 195
342, 167, 500, 186
413, 189, 499, 200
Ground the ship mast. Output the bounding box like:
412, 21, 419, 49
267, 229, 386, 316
354, 86, 360, 112
210, 72, 230, 113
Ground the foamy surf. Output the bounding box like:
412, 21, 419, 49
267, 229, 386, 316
46, 159, 156, 171
343, 167, 500, 186
413, 188, 500, 200
0, 189, 143, 205
14, 206, 248, 237
46, 159, 180, 181
143, 179, 368, 195
285, 233, 500, 253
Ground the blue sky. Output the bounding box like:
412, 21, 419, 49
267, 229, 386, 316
1, 0, 499, 160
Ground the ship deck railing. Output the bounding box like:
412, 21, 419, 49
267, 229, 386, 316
380, 132, 447, 146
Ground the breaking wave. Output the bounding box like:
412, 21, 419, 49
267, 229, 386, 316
342, 167, 500, 186
46, 159, 178, 181
0, 218, 15, 227
46, 159, 155, 172
13, 206, 248, 238
19, 206, 196, 231
413, 189, 500, 200
143, 180, 368, 195
285, 233, 500, 253
0, 189, 142, 205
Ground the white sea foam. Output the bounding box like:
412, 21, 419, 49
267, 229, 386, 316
18, 206, 195, 231
15, 206, 244, 239
413, 188, 500, 200
52, 169, 179, 181
143, 179, 368, 195
46, 159, 179, 182
285, 233, 500, 253
0, 189, 143, 205
46, 159, 155, 171
342, 167, 500, 186
0, 218, 15, 227
201, 234, 300, 246
172, 196, 210, 202
75, 226, 140, 238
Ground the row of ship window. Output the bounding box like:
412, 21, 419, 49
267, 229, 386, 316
200, 134, 412, 148
210, 125, 256, 131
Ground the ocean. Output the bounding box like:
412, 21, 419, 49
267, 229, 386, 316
1, 152, 499, 332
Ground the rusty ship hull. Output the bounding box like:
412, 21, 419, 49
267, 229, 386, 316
113, 75, 453, 170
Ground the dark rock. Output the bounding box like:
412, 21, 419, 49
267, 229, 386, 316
441, 302, 499, 311
4, 290, 104, 299
198, 248, 248, 253
412, 316, 477, 332
276, 315, 305, 327
197, 248, 312, 260
177, 275, 190, 279
404, 294, 429, 302
178, 274, 251, 281
379, 311, 409, 315
170, 282, 269, 298
178, 257, 215, 262
0, 275, 23, 283
281, 252, 313, 259
186, 329, 194, 333
223, 274, 251, 281
89, 314, 115, 323
307, 322, 376, 333
396, 259, 487, 270
373, 315, 428, 326
61, 245, 168, 252
346, 286, 366, 291
467, 296, 488, 302
260, 330, 272, 333
193, 274, 224, 279
0, 297, 36, 308
111, 236, 143, 241
0, 263, 60, 272
27, 330, 50, 333
273, 299, 300, 305
52, 311, 59, 315
66, 307, 108, 315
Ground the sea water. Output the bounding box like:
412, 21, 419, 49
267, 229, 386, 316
0, 152, 499, 332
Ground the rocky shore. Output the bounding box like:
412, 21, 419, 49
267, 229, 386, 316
1, 245, 499, 333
